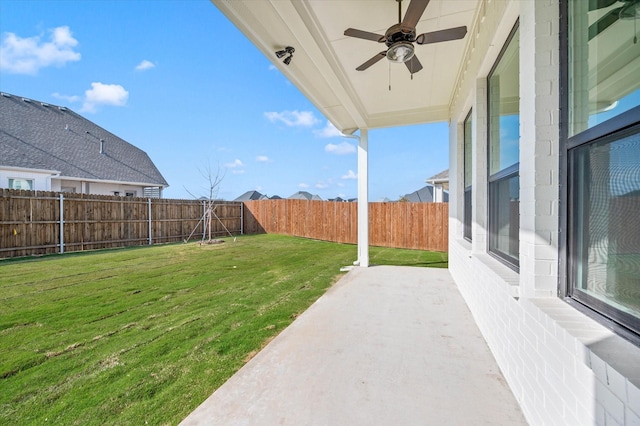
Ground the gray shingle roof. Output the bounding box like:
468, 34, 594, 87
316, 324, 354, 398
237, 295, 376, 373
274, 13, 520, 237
234, 190, 266, 201
288, 191, 323, 201
403, 185, 435, 202
0, 93, 168, 187
427, 169, 449, 182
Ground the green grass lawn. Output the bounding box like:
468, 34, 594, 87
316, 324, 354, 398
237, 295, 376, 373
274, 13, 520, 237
0, 234, 447, 425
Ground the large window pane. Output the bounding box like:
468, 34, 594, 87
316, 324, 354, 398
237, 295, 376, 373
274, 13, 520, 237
489, 173, 520, 265
488, 24, 519, 268
571, 128, 640, 332
565, 0, 640, 337
489, 27, 520, 176
568, 0, 640, 137
464, 111, 473, 241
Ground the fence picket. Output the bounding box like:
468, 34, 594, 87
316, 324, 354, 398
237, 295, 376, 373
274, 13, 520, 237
0, 189, 243, 258
1, 190, 448, 258
243, 199, 447, 252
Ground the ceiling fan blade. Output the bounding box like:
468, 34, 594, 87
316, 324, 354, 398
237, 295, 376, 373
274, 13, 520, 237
356, 52, 387, 71
416, 26, 467, 44
589, 0, 618, 12
401, 0, 430, 31
588, 7, 622, 40
405, 55, 423, 74
344, 28, 385, 42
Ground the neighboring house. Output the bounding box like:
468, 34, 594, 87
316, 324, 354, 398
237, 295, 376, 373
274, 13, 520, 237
402, 184, 449, 203
0, 92, 168, 197
214, 1, 640, 424
288, 191, 323, 201
425, 169, 449, 203
234, 190, 268, 201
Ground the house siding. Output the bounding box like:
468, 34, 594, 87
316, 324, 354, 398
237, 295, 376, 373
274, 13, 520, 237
0, 167, 56, 191
449, 1, 640, 425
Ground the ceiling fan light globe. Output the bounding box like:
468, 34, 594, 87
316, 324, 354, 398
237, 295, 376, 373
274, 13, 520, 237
386, 41, 415, 63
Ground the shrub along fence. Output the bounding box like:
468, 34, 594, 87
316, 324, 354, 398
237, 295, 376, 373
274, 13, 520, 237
0, 189, 242, 258
243, 199, 448, 252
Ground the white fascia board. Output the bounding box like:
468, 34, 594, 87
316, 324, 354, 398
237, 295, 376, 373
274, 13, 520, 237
57, 176, 168, 188
0, 165, 61, 175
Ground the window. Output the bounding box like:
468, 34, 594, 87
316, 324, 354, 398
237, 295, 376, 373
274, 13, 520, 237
8, 178, 34, 190
61, 187, 76, 193
565, 0, 640, 336
463, 110, 473, 241
487, 23, 520, 268
125, 191, 136, 197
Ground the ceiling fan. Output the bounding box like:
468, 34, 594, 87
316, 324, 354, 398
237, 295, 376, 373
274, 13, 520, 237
344, 0, 467, 75
589, 0, 640, 41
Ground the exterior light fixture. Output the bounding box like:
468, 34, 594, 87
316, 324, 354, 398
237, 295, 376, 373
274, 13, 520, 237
386, 41, 414, 63
274, 46, 295, 65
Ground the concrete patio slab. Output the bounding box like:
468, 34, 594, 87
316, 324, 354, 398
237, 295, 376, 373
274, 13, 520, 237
180, 266, 527, 425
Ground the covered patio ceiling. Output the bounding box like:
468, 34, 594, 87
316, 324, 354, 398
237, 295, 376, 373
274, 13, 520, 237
211, 0, 480, 133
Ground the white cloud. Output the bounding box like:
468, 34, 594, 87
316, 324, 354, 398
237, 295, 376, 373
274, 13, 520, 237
256, 155, 271, 163
315, 181, 329, 189
314, 121, 343, 138
325, 141, 356, 155
52, 92, 80, 103
224, 159, 244, 168
298, 183, 310, 189
268, 64, 277, 71
341, 170, 357, 180
135, 59, 155, 71
264, 110, 320, 127
0, 26, 80, 74
81, 82, 129, 113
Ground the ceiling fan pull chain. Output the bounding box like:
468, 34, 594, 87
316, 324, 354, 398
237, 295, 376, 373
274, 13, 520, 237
389, 61, 392, 91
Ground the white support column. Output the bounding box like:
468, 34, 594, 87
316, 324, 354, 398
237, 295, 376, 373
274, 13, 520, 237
357, 129, 369, 267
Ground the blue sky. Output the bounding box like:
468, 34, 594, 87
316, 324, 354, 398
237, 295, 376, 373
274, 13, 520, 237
0, 0, 449, 201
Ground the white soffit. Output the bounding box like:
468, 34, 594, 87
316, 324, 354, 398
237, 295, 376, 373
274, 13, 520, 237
212, 0, 479, 133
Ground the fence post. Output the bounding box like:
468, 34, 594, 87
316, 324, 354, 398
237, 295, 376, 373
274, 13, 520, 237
202, 200, 207, 240
59, 193, 64, 254
148, 198, 152, 245
240, 202, 244, 235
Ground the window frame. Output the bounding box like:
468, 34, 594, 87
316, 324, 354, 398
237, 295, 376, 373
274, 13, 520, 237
560, 0, 640, 342
463, 109, 473, 242
8, 178, 34, 190
486, 21, 520, 270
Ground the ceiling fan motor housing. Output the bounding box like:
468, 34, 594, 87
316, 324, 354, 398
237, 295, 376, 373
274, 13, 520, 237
384, 24, 417, 45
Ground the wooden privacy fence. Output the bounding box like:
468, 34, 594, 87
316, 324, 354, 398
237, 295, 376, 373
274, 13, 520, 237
243, 199, 448, 252
0, 189, 242, 258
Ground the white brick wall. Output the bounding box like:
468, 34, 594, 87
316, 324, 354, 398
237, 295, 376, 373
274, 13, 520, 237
450, 241, 640, 425
448, 1, 640, 425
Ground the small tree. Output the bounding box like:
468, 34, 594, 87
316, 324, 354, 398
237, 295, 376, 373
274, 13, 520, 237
185, 163, 225, 242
